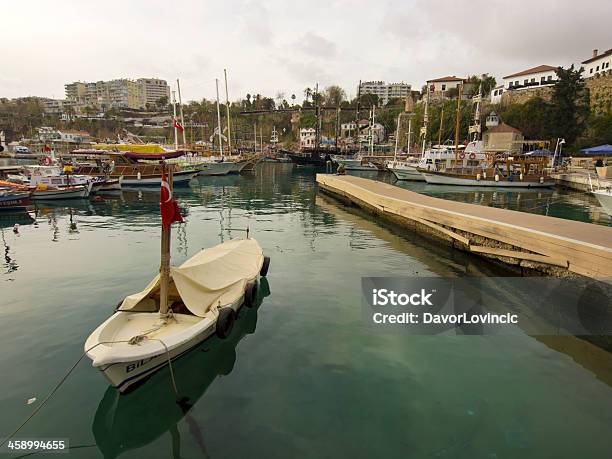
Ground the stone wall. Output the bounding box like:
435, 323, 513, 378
498, 72, 612, 113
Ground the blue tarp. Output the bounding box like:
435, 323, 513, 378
580, 144, 612, 155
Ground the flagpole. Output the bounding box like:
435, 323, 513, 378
172, 91, 178, 151
215, 78, 224, 158
176, 78, 186, 147
159, 162, 171, 317
224, 69, 232, 155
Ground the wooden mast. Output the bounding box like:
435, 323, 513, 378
172, 91, 178, 151
454, 84, 463, 163
215, 78, 224, 158
176, 79, 186, 147
159, 162, 172, 316
224, 69, 232, 155
421, 85, 429, 154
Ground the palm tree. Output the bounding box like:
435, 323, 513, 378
291, 94, 296, 106
303, 87, 312, 102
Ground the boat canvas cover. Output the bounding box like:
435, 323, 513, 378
118, 239, 263, 317
92, 144, 167, 154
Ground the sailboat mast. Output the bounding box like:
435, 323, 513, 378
356, 80, 361, 153
224, 69, 232, 155
407, 115, 412, 156
393, 113, 402, 162
454, 84, 463, 162
215, 78, 224, 157
159, 163, 171, 316
176, 79, 186, 147
172, 91, 178, 151
438, 105, 444, 146
422, 86, 429, 154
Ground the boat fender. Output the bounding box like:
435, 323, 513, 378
520, 173, 524, 180
137, 172, 141, 181
483, 172, 487, 179
494, 174, 499, 182
244, 282, 258, 308
260, 256, 271, 277
216, 308, 236, 339
540, 176, 544, 184
476, 174, 481, 181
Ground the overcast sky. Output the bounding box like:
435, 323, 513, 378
1, 0, 610, 102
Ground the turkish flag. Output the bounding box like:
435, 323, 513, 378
173, 117, 185, 132
160, 172, 183, 229
43, 144, 52, 152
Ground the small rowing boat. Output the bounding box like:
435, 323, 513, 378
85, 166, 270, 391
0, 190, 31, 210
31, 183, 92, 200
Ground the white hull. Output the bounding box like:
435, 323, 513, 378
593, 190, 612, 216
421, 173, 555, 188
197, 162, 234, 176
32, 185, 91, 200
389, 166, 425, 181
92, 177, 123, 193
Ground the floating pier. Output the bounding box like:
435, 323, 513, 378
316, 174, 612, 280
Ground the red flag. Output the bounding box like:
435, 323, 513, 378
173, 117, 185, 132
42, 144, 52, 152
160, 172, 183, 229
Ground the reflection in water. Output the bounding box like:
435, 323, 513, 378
93, 278, 270, 459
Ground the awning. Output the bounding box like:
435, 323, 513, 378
580, 144, 612, 155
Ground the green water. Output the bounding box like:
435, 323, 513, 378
1, 164, 611, 458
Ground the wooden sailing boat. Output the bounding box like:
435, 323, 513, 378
85, 165, 270, 391
419, 83, 554, 187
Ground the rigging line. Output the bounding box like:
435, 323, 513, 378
0, 338, 179, 448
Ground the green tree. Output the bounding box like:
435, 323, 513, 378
549, 65, 590, 144
323, 85, 346, 106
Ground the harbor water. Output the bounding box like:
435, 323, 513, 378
1, 163, 611, 458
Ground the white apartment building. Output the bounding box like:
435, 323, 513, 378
358, 81, 411, 105
582, 48, 612, 78
138, 78, 171, 109
502, 65, 558, 91
65, 78, 170, 113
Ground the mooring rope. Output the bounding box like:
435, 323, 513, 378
0, 337, 179, 448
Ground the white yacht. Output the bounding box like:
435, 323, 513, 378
388, 142, 487, 181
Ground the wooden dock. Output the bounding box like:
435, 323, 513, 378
316, 174, 612, 280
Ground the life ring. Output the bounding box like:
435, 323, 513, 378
469, 152, 476, 160
459, 152, 465, 159
244, 281, 258, 308
39, 156, 52, 166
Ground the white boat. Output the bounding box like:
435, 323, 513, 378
85, 237, 270, 391
420, 171, 555, 187
92, 177, 123, 193
84, 168, 270, 391
332, 155, 378, 171
197, 161, 235, 176
387, 143, 487, 181
31, 183, 92, 200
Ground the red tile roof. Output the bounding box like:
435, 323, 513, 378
426, 76, 465, 83
582, 48, 612, 64
503, 65, 557, 79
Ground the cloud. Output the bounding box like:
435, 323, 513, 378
295, 32, 338, 58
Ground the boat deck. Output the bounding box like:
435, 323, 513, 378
316, 174, 612, 279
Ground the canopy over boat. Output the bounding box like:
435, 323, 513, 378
92, 144, 168, 154
118, 238, 264, 317
123, 150, 186, 160
580, 144, 612, 155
